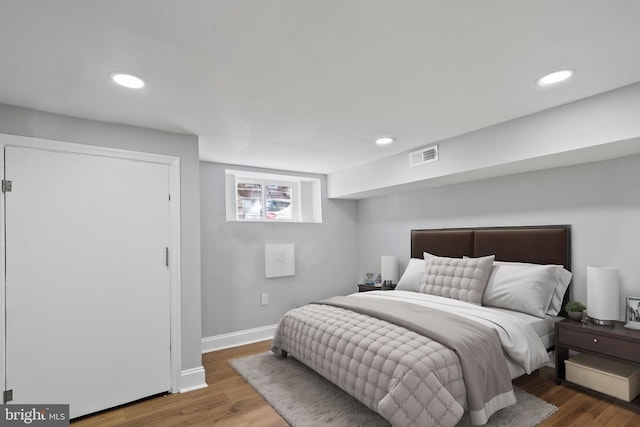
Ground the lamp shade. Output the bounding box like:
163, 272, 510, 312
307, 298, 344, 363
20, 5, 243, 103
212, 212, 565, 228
587, 266, 619, 325
381, 256, 399, 284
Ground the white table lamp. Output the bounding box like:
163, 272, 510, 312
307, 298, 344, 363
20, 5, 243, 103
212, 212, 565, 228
381, 256, 399, 285
587, 266, 619, 325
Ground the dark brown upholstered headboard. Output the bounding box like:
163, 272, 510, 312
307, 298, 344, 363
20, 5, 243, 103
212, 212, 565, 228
411, 225, 572, 314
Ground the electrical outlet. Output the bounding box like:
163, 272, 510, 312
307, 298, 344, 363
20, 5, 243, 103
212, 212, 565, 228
261, 293, 269, 306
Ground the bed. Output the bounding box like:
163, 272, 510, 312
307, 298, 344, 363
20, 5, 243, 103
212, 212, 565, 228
272, 225, 572, 426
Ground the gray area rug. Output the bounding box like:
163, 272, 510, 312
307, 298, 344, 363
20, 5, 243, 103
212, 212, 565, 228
230, 352, 557, 427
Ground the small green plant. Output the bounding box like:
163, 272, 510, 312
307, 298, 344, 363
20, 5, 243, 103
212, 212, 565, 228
565, 300, 586, 312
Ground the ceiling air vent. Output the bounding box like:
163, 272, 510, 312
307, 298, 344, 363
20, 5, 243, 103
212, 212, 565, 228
409, 145, 438, 168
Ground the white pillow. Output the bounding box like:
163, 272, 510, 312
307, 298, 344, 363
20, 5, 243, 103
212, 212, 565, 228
396, 258, 426, 292
482, 262, 568, 318
545, 266, 572, 316
493, 261, 571, 316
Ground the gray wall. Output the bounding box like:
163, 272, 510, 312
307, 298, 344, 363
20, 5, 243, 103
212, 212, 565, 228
356, 155, 640, 321
200, 161, 358, 337
0, 103, 203, 372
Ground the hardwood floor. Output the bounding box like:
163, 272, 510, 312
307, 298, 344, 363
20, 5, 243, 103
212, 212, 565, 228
72, 341, 286, 427
72, 340, 640, 426
513, 368, 640, 427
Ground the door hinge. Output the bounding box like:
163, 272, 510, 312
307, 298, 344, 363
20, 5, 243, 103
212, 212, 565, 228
3, 389, 13, 403
2, 179, 12, 192
165, 247, 169, 267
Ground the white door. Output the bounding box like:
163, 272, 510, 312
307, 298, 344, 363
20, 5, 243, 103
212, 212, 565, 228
4, 145, 171, 418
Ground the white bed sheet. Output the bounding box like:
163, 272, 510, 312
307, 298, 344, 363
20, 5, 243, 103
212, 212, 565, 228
352, 290, 553, 379
487, 305, 563, 350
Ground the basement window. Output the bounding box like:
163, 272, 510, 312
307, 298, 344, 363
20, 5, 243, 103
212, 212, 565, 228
225, 170, 322, 223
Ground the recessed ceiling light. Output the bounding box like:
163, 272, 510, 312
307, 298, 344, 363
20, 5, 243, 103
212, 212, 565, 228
375, 137, 395, 145
110, 72, 145, 89
537, 69, 573, 87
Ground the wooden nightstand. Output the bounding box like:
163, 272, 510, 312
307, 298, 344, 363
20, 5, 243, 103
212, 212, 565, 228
555, 318, 640, 408
357, 284, 396, 292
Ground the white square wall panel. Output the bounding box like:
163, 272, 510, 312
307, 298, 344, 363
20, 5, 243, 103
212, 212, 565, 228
265, 243, 295, 278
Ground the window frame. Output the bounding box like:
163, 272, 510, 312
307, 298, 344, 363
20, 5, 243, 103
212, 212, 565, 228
235, 177, 300, 222
225, 169, 322, 224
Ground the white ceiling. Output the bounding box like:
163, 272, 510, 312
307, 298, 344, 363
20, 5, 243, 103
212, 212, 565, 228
1, 1, 640, 174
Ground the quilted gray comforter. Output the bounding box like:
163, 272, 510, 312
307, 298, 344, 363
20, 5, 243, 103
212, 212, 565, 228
272, 294, 517, 426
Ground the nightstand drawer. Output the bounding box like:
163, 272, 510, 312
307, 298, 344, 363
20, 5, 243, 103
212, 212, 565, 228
558, 328, 640, 364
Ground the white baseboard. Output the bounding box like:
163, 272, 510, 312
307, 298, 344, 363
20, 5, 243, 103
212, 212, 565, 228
201, 324, 278, 354
180, 366, 207, 393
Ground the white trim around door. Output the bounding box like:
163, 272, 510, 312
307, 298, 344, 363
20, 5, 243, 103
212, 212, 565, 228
0, 133, 182, 401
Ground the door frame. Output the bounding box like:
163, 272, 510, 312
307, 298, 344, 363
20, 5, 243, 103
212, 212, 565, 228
0, 133, 182, 398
